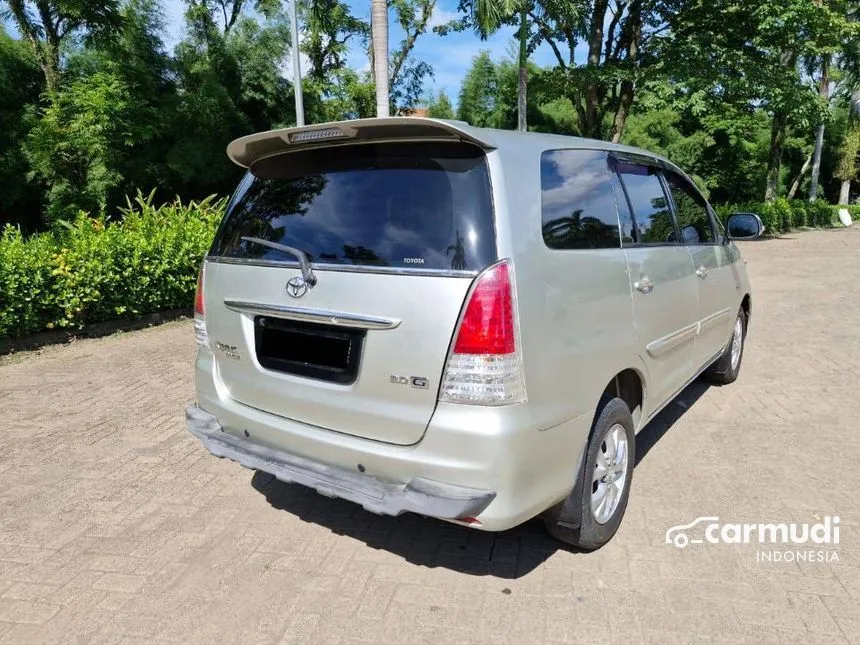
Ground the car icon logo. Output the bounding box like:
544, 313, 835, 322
665, 516, 720, 548
286, 276, 308, 298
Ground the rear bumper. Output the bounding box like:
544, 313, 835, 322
191, 349, 594, 531
186, 405, 496, 519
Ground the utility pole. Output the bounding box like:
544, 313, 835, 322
290, 0, 305, 126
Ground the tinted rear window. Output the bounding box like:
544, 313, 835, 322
210, 142, 496, 271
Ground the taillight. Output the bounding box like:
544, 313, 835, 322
439, 260, 526, 405
193, 264, 209, 349
194, 269, 205, 317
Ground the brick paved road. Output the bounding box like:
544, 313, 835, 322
1, 228, 859, 644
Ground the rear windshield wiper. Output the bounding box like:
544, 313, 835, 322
241, 237, 317, 287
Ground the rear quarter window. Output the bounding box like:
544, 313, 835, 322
210, 142, 497, 272
540, 150, 622, 250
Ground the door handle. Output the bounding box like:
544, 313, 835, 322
634, 276, 654, 294
695, 265, 708, 279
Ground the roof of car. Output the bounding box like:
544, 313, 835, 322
226, 117, 674, 170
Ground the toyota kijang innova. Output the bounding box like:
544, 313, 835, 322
186, 118, 762, 549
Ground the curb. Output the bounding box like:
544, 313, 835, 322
0, 308, 193, 356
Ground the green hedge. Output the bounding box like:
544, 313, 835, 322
714, 199, 859, 235
0, 192, 224, 340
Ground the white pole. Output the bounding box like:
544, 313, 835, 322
290, 0, 305, 126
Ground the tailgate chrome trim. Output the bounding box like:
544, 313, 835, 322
206, 256, 478, 278
224, 300, 401, 330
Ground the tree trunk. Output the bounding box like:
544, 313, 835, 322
765, 111, 786, 202
765, 50, 795, 201
583, 0, 609, 137
610, 0, 641, 143
517, 8, 528, 132
808, 56, 830, 202
611, 81, 633, 143
371, 0, 390, 118
6, 0, 61, 96
787, 151, 813, 199
839, 180, 851, 205
808, 123, 826, 201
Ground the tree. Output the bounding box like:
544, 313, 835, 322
756, 1, 844, 201
529, 0, 650, 141
457, 50, 498, 126
0, 26, 43, 229
73, 0, 176, 202
440, 0, 531, 131
299, 0, 369, 121
426, 89, 454, 118
25, 68, 141, 218
371, 0, 389, 116
807, 1, 859, 201
2, 0, 121, 95
389, 0, 436, 112
302, 0, 367, 85
183, 0, 286, 34
835, 96, 860, 203
807, 55, 832, 201
226, 7, 295, 131
21, 0, 179, 220
656, 0, 832, 201
302, 0, 432, 118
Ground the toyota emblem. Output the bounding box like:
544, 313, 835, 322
286, 276, 308, 298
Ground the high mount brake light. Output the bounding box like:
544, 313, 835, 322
289, 127, 346, 143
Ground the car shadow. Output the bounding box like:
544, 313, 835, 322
634, 379, 711, 466
250, 379, 711, 578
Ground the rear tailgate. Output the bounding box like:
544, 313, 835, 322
203, 139, 496, 446
204, 263, 473, 445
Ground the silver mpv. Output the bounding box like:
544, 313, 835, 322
186, 118, 762, 549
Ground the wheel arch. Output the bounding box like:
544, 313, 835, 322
741, 293, 751, 328
597, 367, 645, 431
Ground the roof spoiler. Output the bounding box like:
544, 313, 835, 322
226, 117, 496, 168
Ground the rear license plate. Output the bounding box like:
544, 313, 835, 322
254, 316, 365, 384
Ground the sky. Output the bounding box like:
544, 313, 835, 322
160, 0, 582, 105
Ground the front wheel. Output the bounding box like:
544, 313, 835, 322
705, 308, 746, 385
543, 398, 635, 550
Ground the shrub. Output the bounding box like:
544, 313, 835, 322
714, 198, 846, 235
0, 191, 224, 340
806, 199, 833, 228
790, 200, 809, 228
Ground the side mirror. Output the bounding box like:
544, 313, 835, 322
726, 213, 764, 241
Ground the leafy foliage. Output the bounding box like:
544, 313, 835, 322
0, 192, 223, 339
0, 27, 42, 231
457, 51, 499, 126
25, 68, 143, 220
426, 89, 455, 118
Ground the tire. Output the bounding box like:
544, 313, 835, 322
704, 307, 746, 385
543, 398, 635, 551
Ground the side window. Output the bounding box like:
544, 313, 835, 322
664, 171, 716, 244
616, 162, 676, 244
540, 149, 622, 250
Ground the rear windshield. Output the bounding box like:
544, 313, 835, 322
210, 142, 497, 272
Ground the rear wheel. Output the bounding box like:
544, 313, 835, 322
705, 308, 746, 385
543, 398, 635, 550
